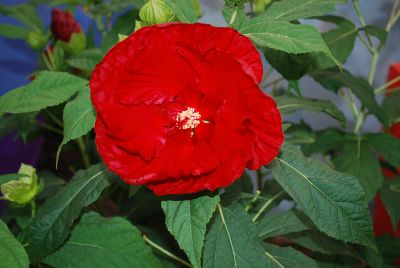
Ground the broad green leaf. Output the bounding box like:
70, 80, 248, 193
162, 195, 219, 268
44, 212, 161, 268
0, 24, 30, 39
380, 178, 400, 229
264, 244, 318, 268
359, 25, 388, 45
257, 210, 312, 239
271, 143, 376, 250
313, 16, 358, 70
167, 0, 197, 23
23, 163, 115, 263
240, 18, 336, 59
381, 92, 400, 125
203, 204, 268, 268
57, 89, 96, 162
365, 133, 400, 168
287, 230, 356, 256
333, 137, 383, 201
288, 129, 316, 145
66, 49, 103, 71
275, 94, 346, 126
0, 71, 88, 114
312, 68, 388, 125
0, 4, 44, 33
261, 0, 345, 21
302, 129, 348, 156
0, 173, 28, 185
0, 219, 29, 268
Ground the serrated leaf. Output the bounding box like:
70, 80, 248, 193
264, 244, 318, 268
257, 210, 312, 239
66, 49, 103, 71
312, 68, 388, 125
261, 0, 345, 21
0, 219, 29, 268
271, 143, 376, 250
57, 89, 96, 162
44, 212, 161, 268
0, 24, 30, 39
167, 0, 197, 23
162, 195, 219, 268
365, 133, 400, 168
203, 204, 268, 268
275, 94, 346, 126
380, 178, 400, 229
0, 71, 88, 114
23, 163, 115, 263
333, 137, 383, 201
0, 173, 28, 185
240, 18, 335, 60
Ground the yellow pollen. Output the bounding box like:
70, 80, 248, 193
176, 107, 201, 129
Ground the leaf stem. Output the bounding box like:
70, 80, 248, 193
35, 121, 63, 135
375, 75, 400, 95
142, 235, 192, 268
245, 190, 261, 212
31, 200, 36, 218
76, 137, 90, 169
44, 109, 63, 128
229, 6, 238, 25
252, 190, 284, 222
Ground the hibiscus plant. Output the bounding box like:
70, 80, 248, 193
1, 0, 400, 267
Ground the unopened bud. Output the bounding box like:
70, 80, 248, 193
139, 0, 175, 25
26, 31, 46, 50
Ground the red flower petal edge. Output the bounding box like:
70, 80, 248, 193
90, 23, 284, 195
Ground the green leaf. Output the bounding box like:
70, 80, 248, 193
365, 133, 400, 168
0, 173, 28, 185
302, 129, 348, 156
359, 25, 388, 45
381, 92, 400, 125
57, 89, 96, 163
240, 18, 336, 59
257, 210, 312, 239
0, 24, 30, 39
162, 196, 219, 268
0, 219, 29, 268
312, 16, 358, 70
264, 244, 318, 268
222, 6, 247, 30
203, 204, 268, 268
261, 0, 345, 21
167, 0, 197, 23
312, 68, 388, 125
23, 163, 115, 263
333, 137, 383, 201
380, 178, 400, 229
0, 71, 88, 114
1, 4, 44, 33
66, 49, 103, 71
44, 212, 161, 268
275, 94, 346, 126
287, 230, 355, 256
271, 143, 376, 250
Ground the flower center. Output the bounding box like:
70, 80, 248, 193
176, 107, 201, 130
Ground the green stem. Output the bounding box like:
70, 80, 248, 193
31, 201, 36, 218
252, 190, 284, 222
257, 169, 264, 190
142, 235, 192, 268
229, 6, 238, 25
45, 109, 63, 128
375, 74, 400, 95
36, 121, 63, 135
245, 190, 261, 212
77, 137, 90, 169
352, 0, 373, 46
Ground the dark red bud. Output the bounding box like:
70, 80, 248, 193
50, 8, 81, 42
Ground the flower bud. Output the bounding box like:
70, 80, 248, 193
139, 0, 175, 25
26, 31, 46, 50
61, 32, 86, 54
1, 164, 42, 205
51, 8, 82, 42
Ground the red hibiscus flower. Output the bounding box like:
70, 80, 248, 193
90, 23, 283, 195
50, 8, 81, 42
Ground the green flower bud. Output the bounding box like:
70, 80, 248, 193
62, 32, 86, 54
134, 20, 145, 32
26, 31, 46, 51
1, 164, 42, 205
139, 0, 175, 25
